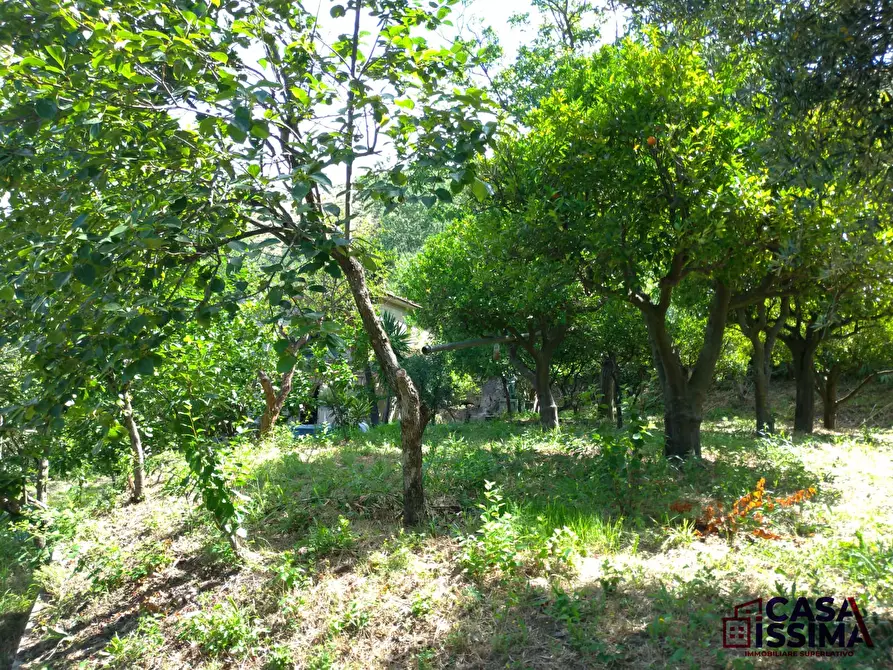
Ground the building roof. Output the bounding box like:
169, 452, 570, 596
378, 292, 421, 311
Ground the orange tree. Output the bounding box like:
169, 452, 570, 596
479, 36, 808, 458
400, 214, 603, 431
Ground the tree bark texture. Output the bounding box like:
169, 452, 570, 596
781, 334, 820, 433
500, 375, 513, 417
817, 366, 893, 431
258, 332, 312, 436
642, 281, 731, 459
334, 250, 429, 525
258, 368, 295, 436
737, 298, 789, 434
509, 335, 564, 430
534, 352, 559, 430
122, 393, 146, 503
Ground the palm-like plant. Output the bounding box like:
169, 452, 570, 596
380, 311, 412, 362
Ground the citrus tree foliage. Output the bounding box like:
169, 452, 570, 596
624, 0, 893, 192
815, 318, 893, 430
480, 36, 804, 456
362, 168, 469, 260
401, 352, 461, 418
141, 313, 271, 441
400, 215, 601, 429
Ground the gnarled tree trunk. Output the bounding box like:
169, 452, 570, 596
781, 333, 821, 434
258, 368, 295, 436
122, 392, 145, 503
534, 351, 558, 430
500, 375, 513, 417
816, 363, 840, 430
334, 250, 430, 526
508, 333, 565, 430
642, 281, 732, 460
737, 299, 789, 434
258, 333, 312, 436
817, 366, 893, 431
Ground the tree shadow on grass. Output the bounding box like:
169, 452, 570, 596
14, 519, 237, 669
242, 421, 829, 567
384, 560, 893, 670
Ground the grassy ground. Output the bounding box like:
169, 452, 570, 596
0, 520, 39, 670
6, 409, 893, 670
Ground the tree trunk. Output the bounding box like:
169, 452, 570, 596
752, 344, 774, 434
32, 444, 50, 549
817, 364, 840, 430
599, 356, 617, 423
364, 363, 380, 426
383, 394, 393, 423
642, 281, 731, 459
35, 444, 49, 506
663, 396, 703, 459
500, 375, 513, 417
737, 298, 788, 435
786, 339, 818, 433
822, 394, 837, 430
614, 378, 623, 428
122, 393, 146, 503
822, 367, 893, 430
534, 352, 558, 430
258, 368, 296, 436
334, 250, 428, 526
510, 340, 562, 430
793, 363, 816, 433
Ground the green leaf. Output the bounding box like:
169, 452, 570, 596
227, 240, 248, 252
209, 51, 229, 64
434, 188, 452, 203
74, 264, 96, 286
323, 203, 341, 217
309, 172, 333, 188
52, 271, 72, 290
292, 182, 310, 202
471, 178, 492, 202
19, 56, 47, 68
0, 286, 15, 302
250, 121, 270, 139
134, 356, 158, 376
45, 45, 65, 68
227, 123, 247, 143
247, 164, 261, 178
277, 354, 297, 374
330, 4, 346, 18
289, 86, 310, 106
35, 99, 57, 120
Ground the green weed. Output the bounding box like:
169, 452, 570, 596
179, 597, 265, 658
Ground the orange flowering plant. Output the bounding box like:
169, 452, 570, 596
697, 478, 817, 540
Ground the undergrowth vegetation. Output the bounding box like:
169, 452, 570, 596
5, 418, 892, 668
